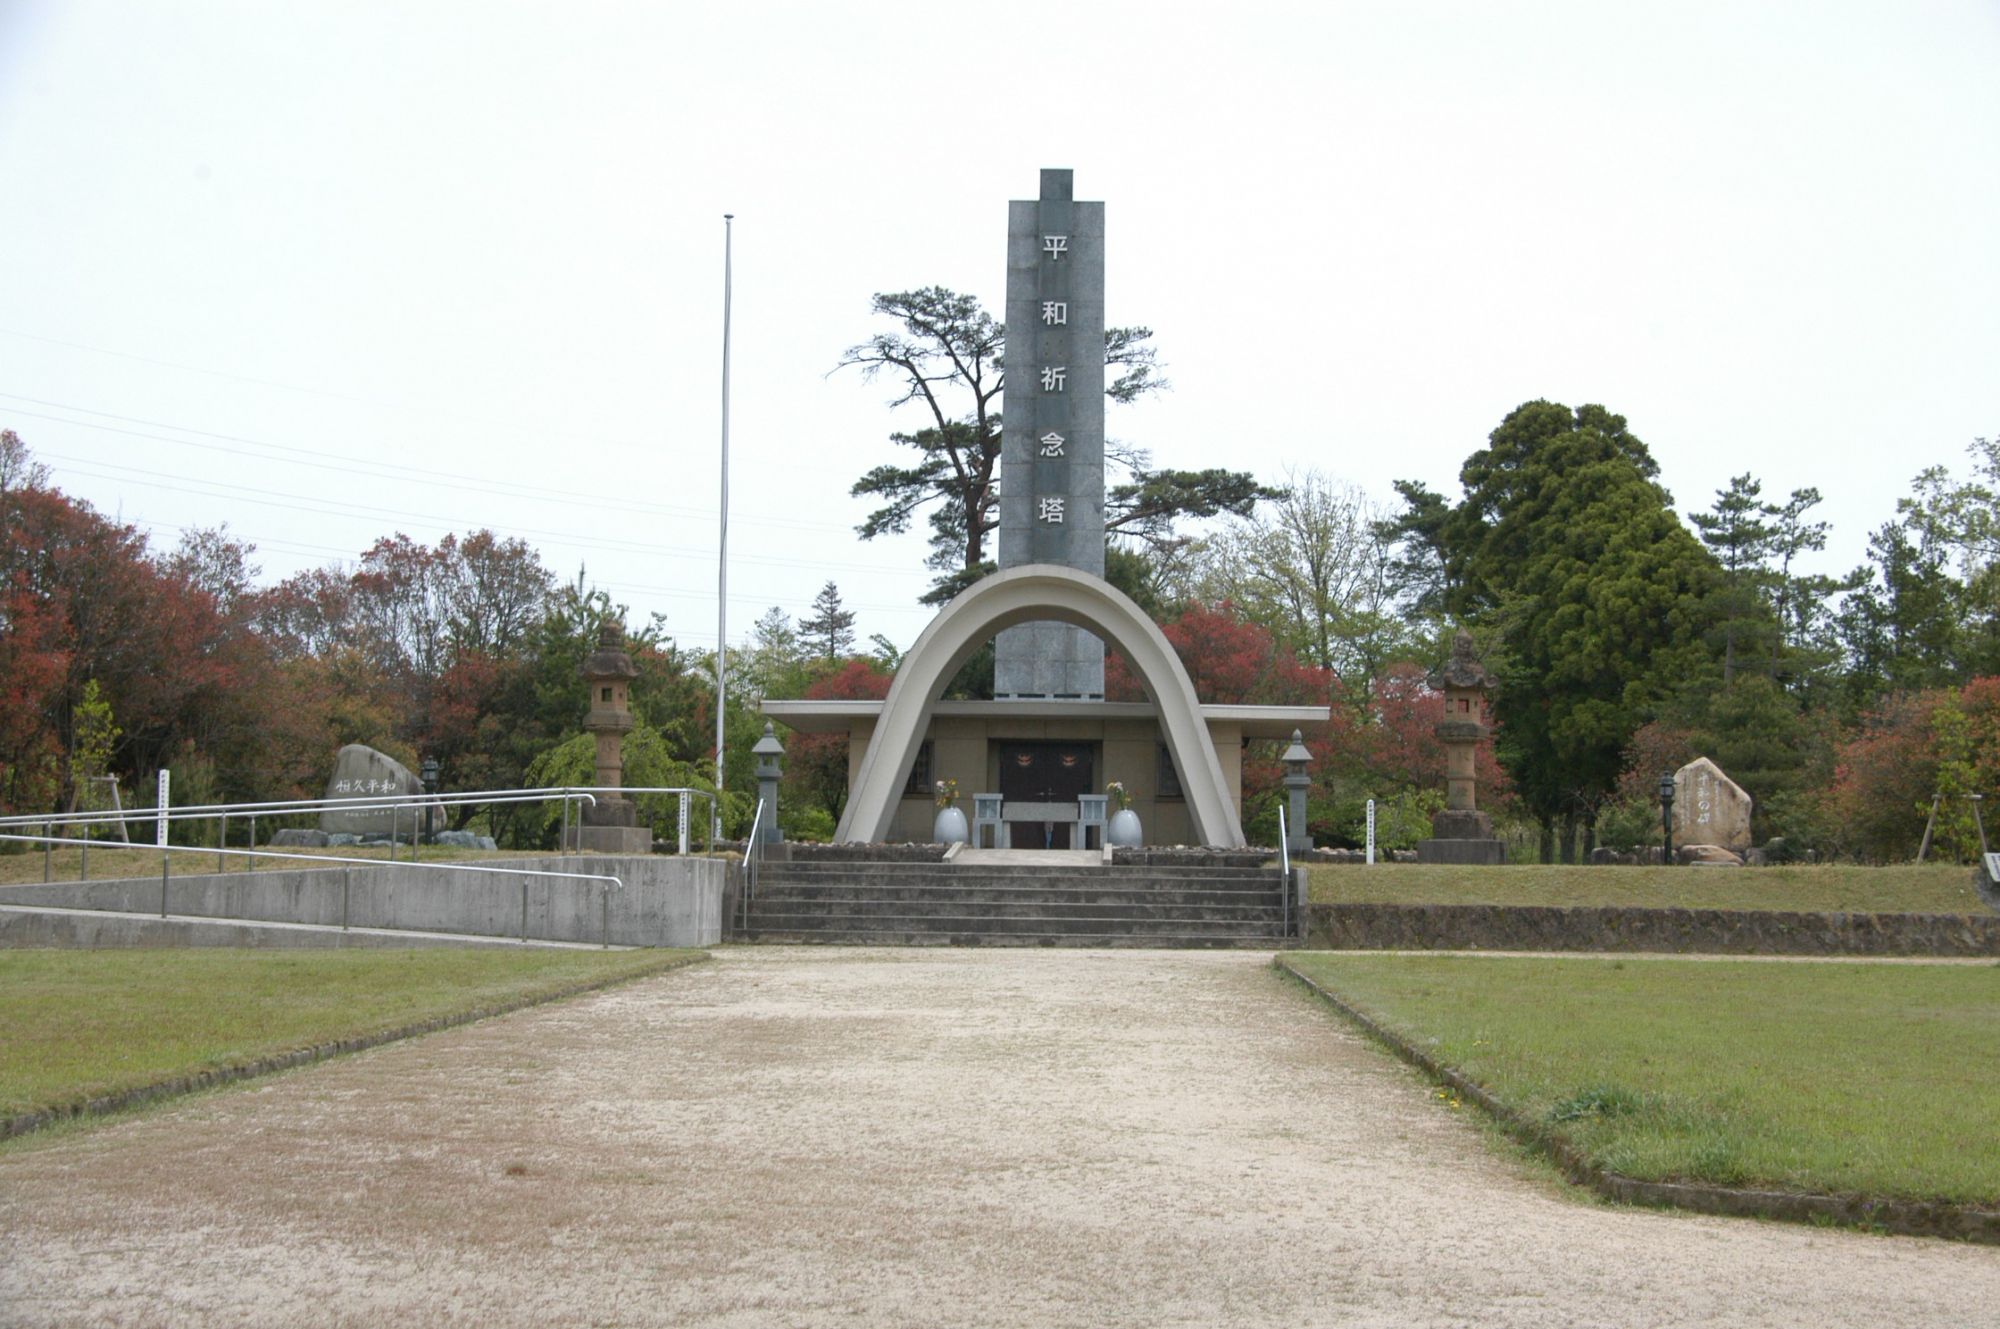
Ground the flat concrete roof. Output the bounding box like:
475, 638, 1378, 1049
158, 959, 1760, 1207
760, 698, 1329, 739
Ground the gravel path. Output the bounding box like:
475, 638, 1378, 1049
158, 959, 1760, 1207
3, 947, 1995, 1327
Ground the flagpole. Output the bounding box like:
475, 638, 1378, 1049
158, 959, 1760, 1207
715, 213, 733, 842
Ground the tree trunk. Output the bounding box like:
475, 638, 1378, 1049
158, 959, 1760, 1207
1538, 817, 1555, 865
1559, 812, 1580, 864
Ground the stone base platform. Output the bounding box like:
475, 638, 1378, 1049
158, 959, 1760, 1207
1416, 837, 1506, 866
569, 825, 653, 854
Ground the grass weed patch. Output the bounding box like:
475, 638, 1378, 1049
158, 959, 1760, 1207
1288, 952, 2000, 1205
0, 947, 703, 1126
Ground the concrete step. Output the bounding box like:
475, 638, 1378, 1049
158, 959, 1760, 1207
744, 901, 1284, 925
740, 908, 1286, 938
737, 927, 1283, 949
762, 862, 1277, 882
742, 856, 1295, 948
748, 885, 1282, 908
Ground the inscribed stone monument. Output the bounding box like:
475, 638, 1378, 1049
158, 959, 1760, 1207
994, 168, 1106, 700
1672, 756, 1752, 853
319, 744, 432, 839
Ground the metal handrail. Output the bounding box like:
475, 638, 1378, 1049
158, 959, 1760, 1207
4, 789, 605, 876
1278, 805, 1292, 937
740, 797, 766, 930
0, 787, 597, 828
0, 831, 626, 947
554, 786, 719, 855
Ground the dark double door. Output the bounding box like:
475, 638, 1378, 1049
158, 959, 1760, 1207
998, 741, 1093, 849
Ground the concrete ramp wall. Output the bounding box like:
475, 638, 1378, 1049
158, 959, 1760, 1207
0, 856, 727, 948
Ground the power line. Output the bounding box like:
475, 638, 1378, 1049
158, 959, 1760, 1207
0, 325, 663, 456
41, 453, 930, 578
0, 394, 876, 535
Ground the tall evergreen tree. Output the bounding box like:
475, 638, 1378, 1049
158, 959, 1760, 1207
798, 581, 857, 661
1394, 401, 1716, 860
1689, 474, 1776, 685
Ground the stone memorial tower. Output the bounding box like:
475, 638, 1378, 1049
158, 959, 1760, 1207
995, 168, 1106, 700
765, 169, 1331, 849
1416, 631, 1505, 865
572, 622, 652, 854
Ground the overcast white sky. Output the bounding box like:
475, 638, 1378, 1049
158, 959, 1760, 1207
2, 1, 1995, 655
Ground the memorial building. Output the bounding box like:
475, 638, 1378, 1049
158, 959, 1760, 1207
764, 171, 1326, 848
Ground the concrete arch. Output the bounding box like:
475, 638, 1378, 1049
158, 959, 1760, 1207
835, 565, 1246, 848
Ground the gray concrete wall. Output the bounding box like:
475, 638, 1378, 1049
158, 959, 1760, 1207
0, 909, 537, 950
0, 855, 726, 947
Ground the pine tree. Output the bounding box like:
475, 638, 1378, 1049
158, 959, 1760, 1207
798, 582, 857, 661
1689, 474, 1776, 686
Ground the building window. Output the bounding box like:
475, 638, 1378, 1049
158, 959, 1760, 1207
1156, 744, 1183, 800
903, 741, 934, 797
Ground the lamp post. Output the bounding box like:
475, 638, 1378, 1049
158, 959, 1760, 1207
420, 756, 438, 849
1280, 729, 1312, 857
1658, 771, 1676, 866
751, 722, 785, 846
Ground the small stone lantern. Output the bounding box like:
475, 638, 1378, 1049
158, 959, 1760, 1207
751, 722, 785, 846
1416, 630, 1505, 864
574, 622, 652, 854
1280, 729, 1313, 856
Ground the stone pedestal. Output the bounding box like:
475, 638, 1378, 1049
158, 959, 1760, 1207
572, 824, 654, 854
569, 795, 653, 854
1417, 809, 1506, 864
1417, 836, 1507, 865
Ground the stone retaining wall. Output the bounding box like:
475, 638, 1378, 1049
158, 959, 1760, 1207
0, 855, 726, 948
1307, 902, 2000, 956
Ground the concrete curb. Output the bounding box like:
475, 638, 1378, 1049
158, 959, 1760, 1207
1306, 902, 2000, 956
1, 951, 710, 1144
1275, 956, 2000, 1245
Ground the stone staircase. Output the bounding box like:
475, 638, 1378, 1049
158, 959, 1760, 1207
737, 852, 1297, 948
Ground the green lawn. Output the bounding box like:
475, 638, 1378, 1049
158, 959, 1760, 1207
1286, 952, 2000, 1205
1306, 862, 1987, 915
0, 947, 704, 1127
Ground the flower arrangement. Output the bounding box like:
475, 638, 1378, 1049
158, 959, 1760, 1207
934, 778, 959, 809
1106, 780, 1130, 811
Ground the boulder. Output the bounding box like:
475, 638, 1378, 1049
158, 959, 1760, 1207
1672, 757, 1753, 852
269, 828, 329, 848
318, 745, 441, 839
433, 830, 482, 849
1678, 843, 1744, 867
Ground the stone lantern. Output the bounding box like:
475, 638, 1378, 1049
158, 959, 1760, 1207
573, 622, 652, 854
1416, 630, 1505, 865
751, 722, 786, 846
1280, 729, 1313, 856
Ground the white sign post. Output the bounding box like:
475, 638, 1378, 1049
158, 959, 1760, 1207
1365, 797, 1376, 866
156, 769, 170, 847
